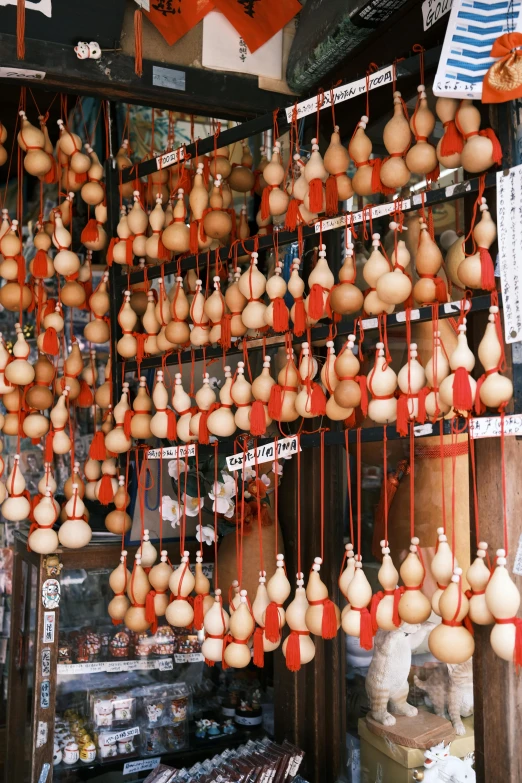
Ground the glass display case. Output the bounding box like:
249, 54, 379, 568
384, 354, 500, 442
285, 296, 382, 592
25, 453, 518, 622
6, 535, 270, 783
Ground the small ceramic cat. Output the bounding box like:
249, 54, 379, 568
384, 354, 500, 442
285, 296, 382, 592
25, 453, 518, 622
414, 659, 473, 735
366, 622, 421, 726
413, 746, 475, 782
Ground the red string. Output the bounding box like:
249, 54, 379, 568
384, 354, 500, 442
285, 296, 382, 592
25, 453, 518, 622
500, 412, 508, 555
320, 429, 325, 560
213, 441, 219, 589
254, 440, 264, 575
357, 428, 362, 556
383, 425, 388, 546
344, 429, 354, 546
296, 433, 301, 576
273, 437, 279, 555
409, 425, 415, 539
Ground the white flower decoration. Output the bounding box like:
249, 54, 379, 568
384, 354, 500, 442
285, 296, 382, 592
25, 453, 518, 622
162, 495, 182, 528
168, 459, 188, 481
272, 461, 283, 476
196, 525, 215, 546
183, 493, 205, 516
260, 474, 271, 488
208, 473, 236, 517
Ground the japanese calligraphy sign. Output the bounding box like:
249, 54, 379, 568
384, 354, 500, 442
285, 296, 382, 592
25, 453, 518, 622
496, 165, 522, 344
212, 0, 301, 53
145, 0, 214, 47
43, 611, 55, 643
226, 436, 299, 472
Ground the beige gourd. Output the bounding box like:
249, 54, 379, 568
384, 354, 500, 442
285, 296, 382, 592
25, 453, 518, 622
262, 142, 289, 217
406, 85, 438, 176
375, 541, 400, 631
58, 484, 92, 549
49, 389, 72, 454
252, 574, 280, 653
305, 558, 341, 636
127, 191, 149, 257
457, 100, 496, 173
148, 550, 172, 618
380, 92, 411, 189
334, 336, 361, 409
276, 353, 300, 422
425, 330, 451, 419
190, 373, 216, 438
201, 590, 230, 663
137, 529, 158, 569
104, 383, 131, 453
376, 222, 412, 305
238, 251, 267, 329
439, 320, 477, 411
203, 175, 232, 240
224, 589, 255, 668
166, 277, 190, 345
330, 242, 363, 315
172, 373, 196, 443
429, 568, 475, 664
189, 280, 210, 347
124, 553, 152, 632
458, 198, 496, 289
5, 324, 35, 386
397, 343, 426, 422
251, 356, 274, 430
341, 560, 372, 637
436, 97, 462, 169
305, 244, 334, 320
349, 117, 374, 196
430, 527, 456, 616
368, 342, 397, 424
477, 305, 513, 410
105, 475, 132, 535
108, 551, 131, 622
264, 263, 288, 328
486, 548, 521, 663
262, 554, 291, 635
28, 490, 59, 554
363, 234, 395, 316
166, 551, 196, 627
162, 189, 190, 253
398, 537, 431, 623
466, 542, 494, 625
413, 220, 445, 304
205, 276, 226, 345
323, 125, 353, 201
2, 455, 31, 521
117, 291, 138, 358
231, 362, 252, 431
207, 366, 236, 437
282, 576, 316, 667
81, 144, 105, 206
338, 543, 355, 604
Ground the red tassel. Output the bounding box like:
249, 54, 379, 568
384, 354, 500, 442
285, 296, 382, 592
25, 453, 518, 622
357, 375, 368, 417
221, 633, 232, 670
440, 120, 464, 156
268, 384, 282, 421
480, 247, 496, 291
126, 237, 134, 264
198, 411, 210, 445
292, 297, 306, 337
310, 383, 326, 416
204, 657, 215, 667
123, 409, 133, 441
81, 218, 99, 245
253, 626, 264, 667
158, 235, 171, 261
393, 588, 402, 627
44, 156, 57, 184
74, 171, 88, 184
32, 249, 49, 278
308, 178, 323, 213
474, 374, 486, 415
417, 387, 429, 423
264, 602, 281, 643
434, 276, 447, 303
112, 618, 123, 626
98, 473, 115, 505
426, 160, 440, 185
193, 594, 205, 631
261, 186, 271, 221
77, 379, 94, 408
134, 7, 143, 77
371, 158, 384, 194
307, 283, 325, 320
89, 430, 106, 460
396, 394, 409, 437
321, 598, 338, 640
285, 630, 302, 672
43, 297, 56, 317
145, 590, 157, 624
250, 400, 266, 436
359, 607, 374, 650
42, 327, 59, 356
44, 429, 55, 462
479, 128, 503, 166
463, 614, 474, 635
106, 237, 117, 266
370, 592, 383, 634
273, 297, 289, 333
17, 0, 25, 59
219, 313, 232, 351
284, 198, 300, 231
453, 366, 473, 411
189, 220, 199, 255
325, 175, 339, 216
166, 409, 177, 441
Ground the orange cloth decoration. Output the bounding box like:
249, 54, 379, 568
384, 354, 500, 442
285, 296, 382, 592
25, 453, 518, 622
145, 0, 215, 47
483, 33, 522, 103
212, 0, 301, 53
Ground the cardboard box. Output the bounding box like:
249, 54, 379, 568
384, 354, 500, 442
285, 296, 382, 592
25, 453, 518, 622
359, 715, 474, 783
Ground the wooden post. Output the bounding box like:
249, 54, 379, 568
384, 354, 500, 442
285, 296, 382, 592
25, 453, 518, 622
274, 438, 346, 782
471, 430, 522, 782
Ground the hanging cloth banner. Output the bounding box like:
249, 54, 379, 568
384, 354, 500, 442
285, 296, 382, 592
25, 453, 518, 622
145, 0, 215, 47
285, 65, 394, 123
212, 0, 301, 54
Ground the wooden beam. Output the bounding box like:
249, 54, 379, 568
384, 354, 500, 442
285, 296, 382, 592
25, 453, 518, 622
0, 33, 289, 121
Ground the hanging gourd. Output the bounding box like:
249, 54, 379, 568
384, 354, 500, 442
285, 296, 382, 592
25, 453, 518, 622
189, 279, 211, 347
341, 560, 373, 647
429, 568, 475, 664
288, 260, 306, 337
396, 343, 427, 436
436, 97, 464, 169
82, 202, 108, 252
349, 117, 374, 196
305, 244, 334, 321
380, 92, 411, 190
28, 491, 59, 554
430, 528, 456, 616
376, 222, 412, 306
424, 330, 451, 420
252, 572, 280, 663
81, 144, 105, 205
56, 118, 91, 175
224, 269, 248, 338
398, 537, 431, 623
475, 304, 513, 412
368, 342, 397, 424
165, 276, 190, 346
205, 276, 226, 346
124, 552, 152, 632
466, 542, 494, 625
458, 197, 497, 291
162, 189, 190, 253
117, 291, 138, 358
370, 541, 401, 631
324, 125, 352, 214
172, 373, 196, 443
5, 324, 34, 386
84, 271, 110, 344
224, 589, 255, 668
56, 341, 83, 400
303, 138, 327, 214
305, 557, 341, 639
333, 336, 367, 415
261, 142, 289, 219
104, 383, 131, 454
142, 291, 161, 356
58, 484, 92, 549
263, 554, 291, 643
330, 242, 364, 316
18, 110, 52, 178
439, 319, 476, 415
363, 234, 395, 316
30, 223, 54, 279
166, 551, 195, 628
108, 550, 131, 623
265, 263, 289, 332
229, 141, 255, 192
127, 190, 149, 258
106, 475, 132, 535
202, 589, 230, 665
2, 455, 31, 522
203, 175, 232, 240
231, 362, 253, 432
268, 350, 300, 423
413, 219, 446, 304
238, 251, 267, 329
190, 373, 217, 442
405, 85, 438, 177
456, 100, 502, 173
207, 366, 236, 438
282, 574, 316, 671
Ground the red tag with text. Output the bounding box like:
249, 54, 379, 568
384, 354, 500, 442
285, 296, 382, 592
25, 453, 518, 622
145, 0, 215, 46
212, 0, 301, 53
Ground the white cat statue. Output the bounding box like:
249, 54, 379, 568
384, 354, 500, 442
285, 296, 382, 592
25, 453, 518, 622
413, 743, 476, 782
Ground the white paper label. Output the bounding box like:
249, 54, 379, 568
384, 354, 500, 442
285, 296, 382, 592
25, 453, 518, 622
443, 299, 471, 315
103, 726, 140, 746
174, 652, 204, 663
57, 658, 173, 675
433, 0, 522, 99
134, 0, 150, 9
42, 611, 55, 643
286, 65, 393, 122
36, 721, 48, 748
155, 146, 186, 172
422, 0, 452, 30
497, 166, 522, 343
123, 757, 161, 775
314, 198, 410, 235
512, 534, 522, 576
226, 436, 299, 472
413, 423, 434, 437
469, 414, 522, 439
203, 11, 282, 80
41, 648, 51, 677
361, 318, 378, 330
0, 66, 45, 80
395, 309, 420, 322
152, 66, 186, 92
40, 680, 50, 709
148, 444, 195, 460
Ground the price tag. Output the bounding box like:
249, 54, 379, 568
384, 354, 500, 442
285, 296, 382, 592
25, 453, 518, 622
361, 318, 378, 330
0, 66, 45, 80
395, 310, 420, 323
123, 757, 161, 775
57, 657, 173, 675
469, 414, 522, 439
226, 436, 299, 472
413, 423, 433, 437
148, 444, 196, 460
41, 648, 51, 677
40, 681, 50, 709
174, 652, 204, 663
155, 146, 185, 171
103, 726, 140, 746
42, 612, 55, 643
36, 721, 48, 748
